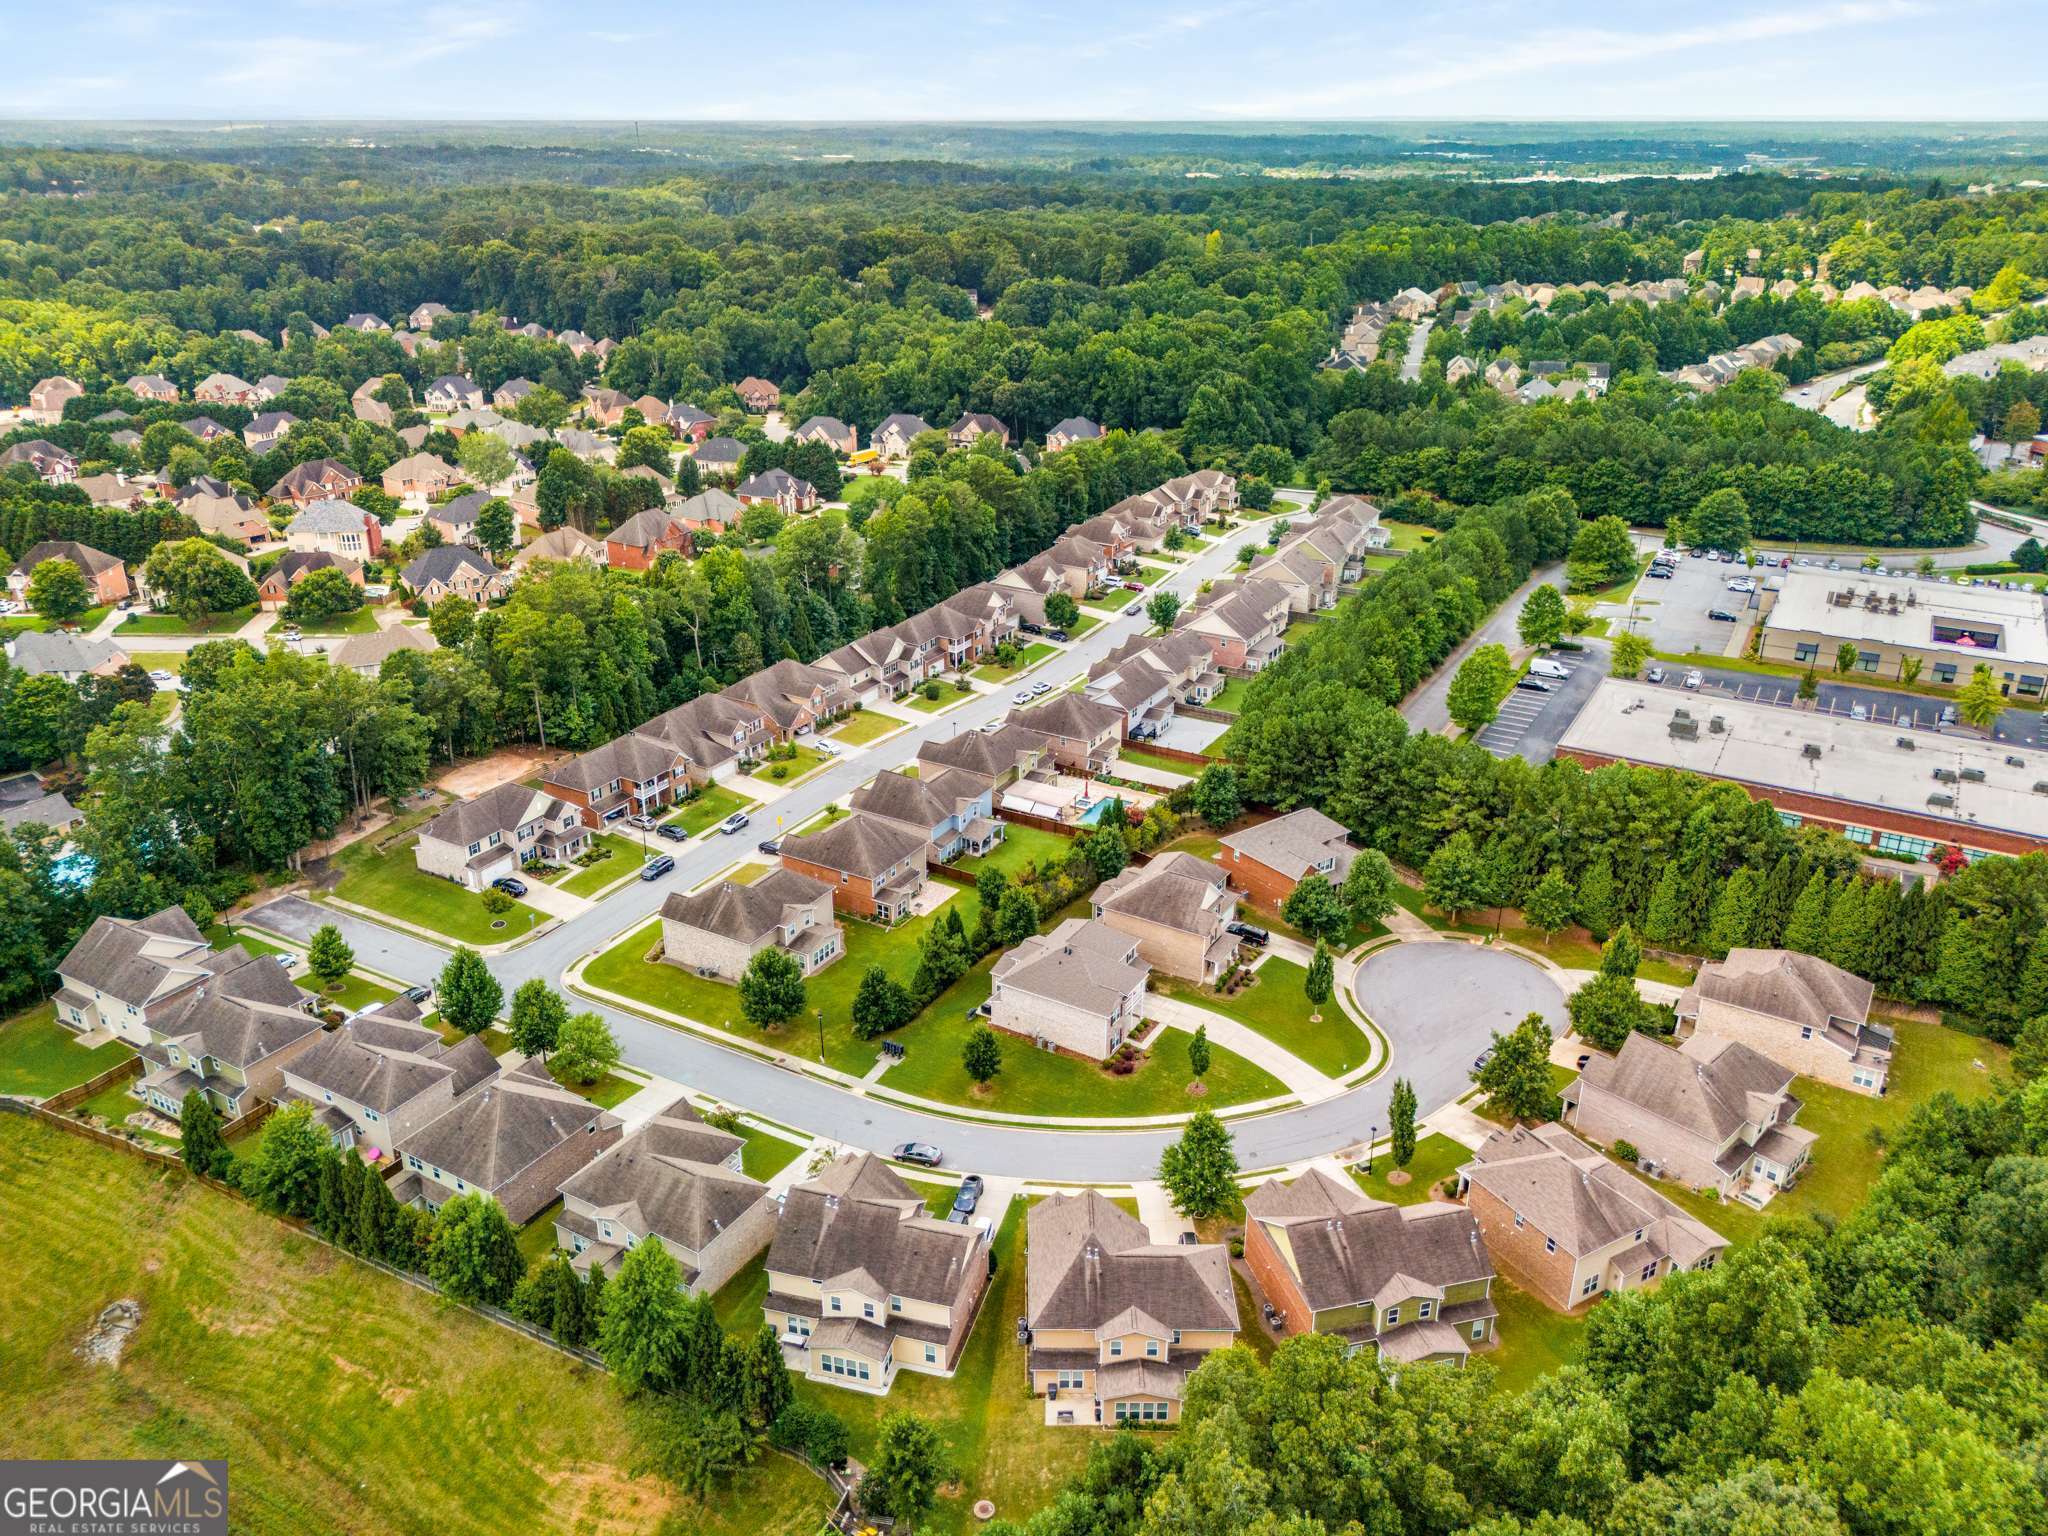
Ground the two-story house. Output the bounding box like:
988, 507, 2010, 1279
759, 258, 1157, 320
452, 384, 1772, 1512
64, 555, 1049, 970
991, 918, 1149, 1060
1152, 469, 1237, 522
542, 732, 689, 829
382, 451, 462, 507
284, 498, 382, 560
8, 540, 130, 607
1457, 1122, 1727, 1313
1085, 631, 1222, 739
414, 781, 593, 889
734, 467, 819, 515
671, 487, 742, 534
723, 659, 847, 740
794, 416, 859, 455
424, 375, 485, 413
736, 376, 781, 412
1044, 417, 1102, 453
604, 507, 694, 570
332, 623, 437, 677
764, 1152, 992, 1394
27, 375, 83, 424
124, 373, 179, 402
1, 440, 79, 484
1218, 809, 1357, 909
1563, 1032, 1816, 1198
947, 413, 1008, 449
1244, 1168, 1497, 1367
278, 1002, 500, 1155
639, 693, 774, 786
393, 1057, 623, 1223
268, 458, 364, 508
400, 546, 508, 605
193, 372, 260, 406
1092, 852, 1239, 983
133, 983, 327, 1123
1006, 693, 1124, 775
1025, 1191, 1236, 1426
849, 768, 1002, 865
1250, 538, 1340, 614
870, 413, 934, 460
779, 812, 929, 922
242, 410, 298, 451
916, 721, 1052, 790
660, 867, 845, 983
555, 1102, 777, 1295
1178, 575, 1292, 673
52, 906, 286, 1044
1676, 948, 1891, 1095
255, 550, 362, 611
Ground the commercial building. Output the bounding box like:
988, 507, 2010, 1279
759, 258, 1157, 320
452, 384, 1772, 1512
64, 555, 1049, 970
1759, 570, 2048, 697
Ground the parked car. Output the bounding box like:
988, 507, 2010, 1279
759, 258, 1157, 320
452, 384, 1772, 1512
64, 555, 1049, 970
1939, 704, 1958, 726
147, 669, 177, 686
1472, 1048, 1494, 1073
1706, 607, 1739, 622
490, 876, 527, 898
1121, 580, 1144, 592
1726, 577, 1755, 593
1046, 628, 1069, 643
1019, 620, 1044, 635
758, 838, 782, 856
1529, 658, 1571, 681
1645, 664, 1666, 684
952, 1175, 984, 1215
1683, 669, 1704, 689
1851, 702, 1870, 721
1687, 547, 1704, 559
1012, 690, 1034, 705
1646, 564, 1672, 580
812, 739, 839, 756
401, 985, 433, 1005
1514, 677, 1554, 692
719, 812, 750, 835
641, 855, 676, 881
1227, 921, 1270, 946
625, 813, 658, 831
656, 822, 687, 841
1030, 680, 1052, 696
893, 1142, 943, 1168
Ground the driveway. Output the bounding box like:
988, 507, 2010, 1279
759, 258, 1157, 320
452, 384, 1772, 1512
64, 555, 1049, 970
1474, 650, 1607, 764
1149, 714, 1228, 754
1402, 563, 1565, 733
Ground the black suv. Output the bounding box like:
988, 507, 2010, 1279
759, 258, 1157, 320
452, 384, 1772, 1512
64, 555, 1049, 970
1227, 921, 1270, 946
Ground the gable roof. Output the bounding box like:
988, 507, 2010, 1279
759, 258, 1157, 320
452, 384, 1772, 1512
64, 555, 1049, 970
546, 731, 680, 793
993, 918, 1147, 1016
332, 623, 437, 671
11, 540, 123, 580
285, 498, 371, 537
695, 436, 745, 465
1094, 852, 1233, 934
287, 1018, 497, 1113
661, 867, 835, 946
916, 722, 1049, 780
558, 1109, 763, 1252
9, 630, 125, 677
766, 1153, 980, 1306
781, 811, 926, 879
1692, 948, 1874, 1030
1220, 808, 1355, 882
401, 1057, 618, 1193
1575, 1031, 1798, 1143
401, 546, 502, 590
1244, 1169, 1491, 1313
1026, 1190, 1234, 1333
1461, 1123, 1723, 1263
419, 781, 569, 849
1007, 692, 1123, 742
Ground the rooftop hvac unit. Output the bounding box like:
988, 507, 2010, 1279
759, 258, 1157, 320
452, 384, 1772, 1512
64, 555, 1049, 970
1670, 716, 1699, 741
1709, 715, 1727, 734
1933, 768, 1959, 783
2035, 782, 2048, 796
1961, 767, 1987, 782
1906, 590, 1918, 606
1928, 793, 1957, 808
2007, 756, 2027, 768
1896, 737, 1917, 750
1801, 743, 1823, 760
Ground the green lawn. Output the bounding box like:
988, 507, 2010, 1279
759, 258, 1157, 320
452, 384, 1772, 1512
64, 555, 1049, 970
664, 783, 758, 838
0, 1003, 133, 1098
792, 803, 850, 835
431, 1018, 512, 1056
327, 834, 532, 946
1501, 925, 1697, 986
1476, 1063, 1580, 1126
1114, 747, 1203, 778
1347, 1133, 1470, 1205
1154, 959, 1372, 1079
126, 648, 187, 673
1382, 520, 1436, 552
0, 1116, 830, 1535
715, 862, 772, 887
553, 832, 647, 899
973, 642, 1058, 682
1063, 612, 1101, 639
114, 604, 257, 636
901, 686, 977, 714
292, 607, 381, 635
827, 709, 906, 745
1207, 677, 1254, 714
517, 1198, 564, 1267
1485, 1277, 1586, 1396
0, 605, 111, 637
305, 971, 400, 1014
950, 823, 1078, 879
71, 1078, 178, 1149
1389, 881, 1493, 937
206, 923, 287, 959
740, 743, 831, 788
739, 1126, 808, 1181
551, 1067, 641, 1110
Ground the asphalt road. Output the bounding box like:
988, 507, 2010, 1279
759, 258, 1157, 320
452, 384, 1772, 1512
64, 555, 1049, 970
1401, 562, 1566, 733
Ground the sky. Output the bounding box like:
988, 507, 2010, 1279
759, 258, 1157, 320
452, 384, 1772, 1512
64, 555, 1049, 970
3, 0, 2043, 122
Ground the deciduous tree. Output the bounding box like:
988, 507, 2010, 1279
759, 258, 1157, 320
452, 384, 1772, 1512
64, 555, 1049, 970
1160, 1108, 1239, 1219
428, 1192, 525, 1306
553, 1011, 620, 1084
25, 557, 90, 625
436, 947, 503, 1036
739, 947, 806, 1028
961, 1023, 1002, 1086
509, 977, 568, 1059
306, 922, 354, 990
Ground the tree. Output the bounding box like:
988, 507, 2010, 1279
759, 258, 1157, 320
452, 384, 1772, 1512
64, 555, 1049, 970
1446, 643, 1512, 733
1304, 940, 1334, 1015
1706, 866, 1761, 956
1084, 823, 1128, 880
1043, 591, 1079, 630
509, 977, 568, 1059
428, 594, 476, 648
1422, 831, 1487, 923
2017, 538, 2047, 574
474, 498, 516, 562
178, 1089, 233, 1179
1524, 868, 1575, 944
1798, 667, 1819, 701
736, 1323, 793, 1429
1782, 868, 1834, 954
995, 888, 1039, 947
25, 557, 90, 625
863, 1411, 950, 1529
1577, 857, 1618, 939
1517, 584, 1567, 650
141, 538, 258, 626
1187, 1023, 1211, 1082
1282, 873, 1351, 945
1600, 923, 1642, 980
428, 1192, 525, 1306
2005, 400, 2042, 453
1474, 1012, 1560, 1122
1146, 590, 1181, 629
738, 947, 806, 1028
1900, 655, 1924, 685
1958, 663, 2005, 730
1569, 515, 1637, 588
1341, 849, 1396, 929
1570, 972, 1655, 1053
245, 1102, 330, 1217
1834, 642, 1859, 678
436, 947, 503, 1036
282, 566, 364, 623
851, 964, 913, 1040
306, 922, 354, 991
456, 429, 516, 491
961, 1024, 1003, 1086
1609, 630, 1651, 678
1389, 1077, 1417, 1168
1190, 764, 1242, 825
1686, 487, 1753, 554
554, 1011, 621, 1084
598, 1233, 690, 1394
1159, 1108, 1238, 1219
634, 1399, 757, 1505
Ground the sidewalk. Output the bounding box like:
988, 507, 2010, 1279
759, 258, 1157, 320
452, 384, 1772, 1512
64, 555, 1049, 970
1143, 992, 1335, 1102
1134, 1179, 1193, 1242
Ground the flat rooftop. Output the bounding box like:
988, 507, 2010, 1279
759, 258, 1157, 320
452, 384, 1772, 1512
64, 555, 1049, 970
1557, 679, 2048, 846
1762, 569, 2048, 670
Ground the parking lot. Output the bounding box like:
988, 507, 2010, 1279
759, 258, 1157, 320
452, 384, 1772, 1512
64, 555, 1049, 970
1625, 550, 1765, 657
1474, 643, 1609, 762
1637, 661, 2048, 750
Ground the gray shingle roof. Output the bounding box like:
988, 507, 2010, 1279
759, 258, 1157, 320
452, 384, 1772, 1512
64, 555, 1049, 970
661, 867, 835, 945
285, 498, 370, 536
400, 1057, 618, 1193
558, 1110, 763, 1251
916, 723, 1049, 780
1026, 1189, 1235, 1333
545, 731, 680, 793
419, 782, 569, 849
286, 1020, 496, 1113
1220, 809, 1355, 883
401, 546, 501, 590
10, 630, 124, 677
766, 1152, 981, 1306
11, 540, 123, 580
1691, 948, 1874, 1031
781, 811, 926, 879
993, 918, 1147, 1016
1461, 1123, 1724, 1264
1575, 1031, 1798, 1143
1094, 852, 1232, 934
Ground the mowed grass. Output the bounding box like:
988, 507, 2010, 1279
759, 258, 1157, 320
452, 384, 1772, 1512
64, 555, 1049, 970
291, 607, 380, 635
738, 1126, 808, 1181
126, 649, 187, 673
0, 1003, 133, 1098
738, 744, 831, 789
972, 642, 1057, 683
1347, 1133, 1471, 1206
664, 784, 758, 838
1207, 677, 1253, 714
827, 710, 906, 745
327, 835, 518, 946
1113, 747, 1203, 778
950, 823, 1078, 879
305, 972, 400, 1015
1154, 958, 1372, 1079
1484, 1277, 1586, 1396
0, 1117, 831, 1536
902, 686, 977, 714
1501, 925, 1697, 986
114, 604, 257, 636
554, 833, 647, 899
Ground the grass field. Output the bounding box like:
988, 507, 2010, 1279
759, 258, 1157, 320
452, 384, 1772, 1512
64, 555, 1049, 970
902, 685, 977, 714
0, 1003, 132, 1098
554, 833, 647, 899
1153, 959, 1371, 1079
1499, 925, 1697, 987
1347, 1133, 1469, 1205
827, 710, 905, 745
0, 1116, 831, 1536
1389, 881, 1493, 937
328, 835, 528, 946
550, 1067, 641, 1110
664, 784, 757, 838
1485, 1277, 1586, 1396
0, 604, 111, 637
738, 744, 830, 788
738, 1126, 808, 1181
1382, 521, 1436, 552
207, 924, 287, 959
126, 649, 187, 673
973, 642, 1057, 683
305, 971, 400, 1015
950, 823, 1077, 879
71, 1078, 178, 1148
517, 1199, 565, 1267
1206, 678, 1253, 714
292, 607, 381, 635
114, 604, 258, 636
1114, 747, 1203, 778
432, 1018, 513, 1056
791, 803, 849, 836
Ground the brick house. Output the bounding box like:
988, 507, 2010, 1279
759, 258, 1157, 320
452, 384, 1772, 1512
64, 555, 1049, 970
1044, 416, 1103, 452
269, 458, 365, 508
735, 377, 780, 412
1219, 809, 1357, 909
125, 373, 179, 402
8, 540, 130, 606
381, 451, 462, 507
779, 812, 929, 921
256, 550, 363, 610
542, 731, 690, 828
948, 412, 1008, 448
735, 467, 818, 514
279, 1004, 500, 1156
1006, 693, 1124, 774
604, 507, 693, 570
27, 376, 83, 424
1091, 851, 1239, 983
393, 1057, 623, 1224
720, 658, 847, 740
636, 694, 772, 787
1676, 948, 1891, 1095
414, 780, 592, 888
0, 440, 78, 484
660, 867, 844, 983
1243, 1168, 1496, 1367
1457, 1123, 1726, 1313
284, 498, 382, 560
990, 918, 1148, 1059
1177, 575, 1291, 673
193, 372, 261, 406
672, 487, 741, 534
399, 546, 507, 605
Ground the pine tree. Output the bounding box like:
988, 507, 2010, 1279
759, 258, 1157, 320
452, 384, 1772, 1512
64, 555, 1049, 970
1599, 923, 1642, 980
1863, 876, 1907, 993
1643, 863, 1683, 946
2019, 939, 2048, 1024
313, 1148, 348, 1240
1753, 855, 1802, 947
1576, 856, 1618, 940
1706, 867, 1761, 957
1389, 1077, 1418, 1168
354, 1159, 390, 1259
739, 1323, 793, 1428
1782, 868, 1833, 956
1305, 941, 1334, 1011
178, 1090, 232, 1179
1674, 859, 1719, 948
1824, 877, 1875, 976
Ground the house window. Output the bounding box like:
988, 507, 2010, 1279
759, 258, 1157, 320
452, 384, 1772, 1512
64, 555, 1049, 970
1852, 1070, 1878, 1089
1471, 1321, 1487, 1341
1857, 651, 1880, 673
1634, 1228, 1643, 1242
1170, 1329, 1181, 1344
1419, 1301, 1434, 1320
1581, 1276, 1601, 1297
1544, 1237, 1556, 1254
1934, 662, 1958, 684
1512, 1214, 1523, 1229
1640, 1263, 1659, 1283
829, 1296, 842, 1313
1145, 1340, 1160, 1358
889, 1295, 902, 1313
1385, 1306, 1400, 1327
365, 1109, 378, 1121
1056, 1369, 1087, 1389
863, 1302, 876, 1320
923, 1343, 937, 1365
1108, 1340, 1123, 1357
1799, 1026, 1813, 1040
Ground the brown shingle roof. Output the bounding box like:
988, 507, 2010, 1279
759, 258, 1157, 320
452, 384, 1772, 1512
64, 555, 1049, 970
1026, 1190, 1235, 1333
1692, 948, 1874, 1031
558, 1110, 764, 1251
401, 1058, 618, 1194
781, 811, 926, 880
1244, 1169, 1492, 1314
1575, 1032, 1798, 1143
766, 1153, 981, 1306
660, 867, 834, 945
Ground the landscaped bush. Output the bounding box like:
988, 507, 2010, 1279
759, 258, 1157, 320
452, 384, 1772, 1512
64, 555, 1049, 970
1102, 1042, 1139, 1076
480, 889, 513, 915
1613, 1139, 1640, 1165
769, 764, 789, 780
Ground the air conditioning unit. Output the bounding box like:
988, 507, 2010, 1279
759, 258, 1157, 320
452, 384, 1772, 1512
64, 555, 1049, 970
1961, 767, 1987, 783
1708, 715, 1727, 733
1896, 737, 1916, 750
1928, 793, 1956, 808
1801, 743, 1822, 760
2006, 756, 2026, 768
1933, 768, 1959, 783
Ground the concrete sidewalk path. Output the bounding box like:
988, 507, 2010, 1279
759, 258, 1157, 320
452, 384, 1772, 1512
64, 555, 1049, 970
1143, 992, 1335, 1102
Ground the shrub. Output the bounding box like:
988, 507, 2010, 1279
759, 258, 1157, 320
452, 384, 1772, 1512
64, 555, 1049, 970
1613, 1139, 1640, 1165
1228, 1236, 1245, 1258
769, 764, 789, 780
480, 888, 513, 915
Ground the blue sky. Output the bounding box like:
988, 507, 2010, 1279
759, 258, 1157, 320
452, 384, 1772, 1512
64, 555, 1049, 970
3, 0, 2041, 121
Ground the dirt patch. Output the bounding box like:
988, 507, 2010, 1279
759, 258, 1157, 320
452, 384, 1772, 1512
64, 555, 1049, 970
542, 1464, 674, 1534
193, 1307, 274, 1339
77, 1299, 141, 1366
1385, 1169, 1412, 1187
331, 1354, 416, 1407
1185, 1080, 1208, 1097
439, 747, 562, 799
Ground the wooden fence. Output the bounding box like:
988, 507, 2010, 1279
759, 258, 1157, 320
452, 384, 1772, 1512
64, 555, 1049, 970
42, 1053, 142, 1113
1117, 737, 1217, 768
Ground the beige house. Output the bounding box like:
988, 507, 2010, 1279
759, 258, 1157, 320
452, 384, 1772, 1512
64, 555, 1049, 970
28, 375, 84, 423
1563, 1031, 1816, 1198
381, 452, 462, 508
331, 623, 436, 677
394, 1058, 623, 1223
990, 918, 1149, 1059
1005, 693, 1123, 775
400, 546, 508, 605
916, 722, 1052, 790
133, 984, 326, 1123
659, 867, 844, 983
285, 499, 379, 560
1092, 851, 1240, 983
414, 781, 591, 889
764, 1152, 993, 1394
555, 1103, 777, 1296
279, 1002, 500, 1156
1025, 1191, 1236, 1425
849, 767, 1001, 865
1677, 947, 1891, 1095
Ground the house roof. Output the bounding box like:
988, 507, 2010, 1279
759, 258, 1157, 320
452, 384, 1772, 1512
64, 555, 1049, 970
1692, 947, 1875, 1030
384, 451, 459, 484
546, 731, 680, 793
695, 436, 745, 465
0, 789, 78, 832
873, 413, 933, 442
781, 811, 926, 879
673, 487, 741, 526
661, 867, 835, 946
850, 767, 980, 830
951, 412, 1004, 436
401, 546, 502, 590
1094, 852, 1233, 935
245, 410, 298, 438
1049, 416, 1102, 440
1244, 1169, 1491, 1313
430, 491, 492, 528
11, 540, 123, 580
1573, 1031, 1798, 1143
796, 415, 852, 441
736, 467, 814, 499
332, 623, 436, 671
270, 459, 359, 499
150, 987, 323, 1073
420, 781, 569, 849
10, 630, 125, 676
287, 1018, 497, 1113
1460, 1122, 1723, 1263
514, 527, 604, 566
285, 499, 371, 537
1025, 1190, 1235, 1333
1220, 808, 1355, 883
1007, 691, 1122, 743
608, 507, 685, 551
401, 1057, 618, 1193
768, 1153, 981, 1305
558, 1109, 762, 1251
916, 723, 1049, 780
57, 906, 208, 1000
993, 918, 1148, 1017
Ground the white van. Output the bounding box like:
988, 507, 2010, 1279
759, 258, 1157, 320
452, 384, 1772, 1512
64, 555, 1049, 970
1528, 658, 1572, 681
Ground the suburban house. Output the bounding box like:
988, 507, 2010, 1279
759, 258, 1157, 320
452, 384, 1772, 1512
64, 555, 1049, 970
1006, 693, 1124, 774
414, 780, 592, 888
425, 375, 485, 413
279, 1004, 500, 1156
1024, 1191, 1236, 1426
352, 379, 399, 426
582, 387, 632, 428
393, 1057, 623, 1223
794, 415, 858, 455
735, 377, 780, 412
694, 437, 746, 477
1457, 1122, 1727, 1312
1152, 469, 1237, 522
8, 540, 130, 607
555, 1103, 777, 1294
400, 546, 508, 605
660, 867, 845, 983
1250, 536, 1341, 614
181, 487, 272, 548
7, 630, 129, 681
513, 526, 606, 570
0, 440, 78, 483
723, 659, 848, 739
666, 402, 716, 442
178, 415, 232, 443
410, 302, 452, 330
1092, 851, 1240, 983
253, 374, 289, 400
284, 499, 382, 560
1677, 948, 1891, 1095
1177, 575, 1292, 673
1064, 513, 1139, 566
75, 471, 154, 510
1044, 416, 1103, 452
242, 410, 298, 451
671, 487, 742, 534
917, 721, 1052, 790
425, 490, 494, 547
0, 774, 80, 837
1219, 809, 1357, 908
493, 377, 535, 411
53, 906, 271, 1041
735, 467, 818, 514
991, 918, 1149, 1059
871, 413, 934, 459
763, 1151, 993, 1394
604, 507, 694, 570
849, 768, 1002, 864
779, 812, 929, 921
341, 313, 391, 332
1085, 629, 1222, 737
639, 693, 774, 785
556, 429, 617, 465
331, 622, 436, 676
1562, 1031, 1816, 1199
193, 372, 260, 406
125, 373, 179, 402
269, 458, 365, 507
27, 375, 82, 424
542, 732, 689, 829
255, 550, 363, 610
1243, 1168, 1497, 1367
132, 979, 327, 1124
948, 412, 1008, 448
381, 451, 462, 507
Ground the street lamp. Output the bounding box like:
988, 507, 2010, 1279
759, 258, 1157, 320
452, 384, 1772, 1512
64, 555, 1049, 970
815, 1008, 825, 1062
1367, 1125, 1377, 1175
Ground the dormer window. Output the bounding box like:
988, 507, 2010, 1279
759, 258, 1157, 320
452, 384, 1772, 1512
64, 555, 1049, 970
1108, 1340, 1123, 1357
829, 1296, 842, 1313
